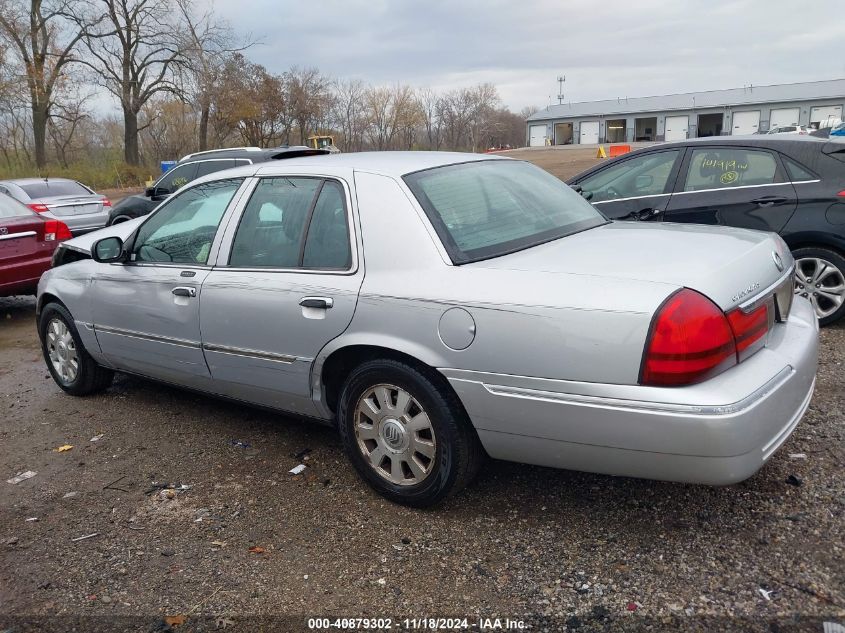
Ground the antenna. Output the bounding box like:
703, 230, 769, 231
556, 75, 566, 105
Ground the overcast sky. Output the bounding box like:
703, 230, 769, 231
210, 0, 845, 112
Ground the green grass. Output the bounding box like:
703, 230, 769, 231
0, 162, 156, 190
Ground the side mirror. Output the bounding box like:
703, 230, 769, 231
146, 186, 170, 200
92, 236, 126, 263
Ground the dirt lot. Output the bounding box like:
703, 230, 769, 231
1, 150, 844, 632
500, 146, 603, 181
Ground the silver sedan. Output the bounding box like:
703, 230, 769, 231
0, 178, 111, 234
36, 152, 818, 506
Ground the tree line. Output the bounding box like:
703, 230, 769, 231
0, 0, 532, 178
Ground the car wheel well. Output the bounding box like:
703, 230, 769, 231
321, 345, 453, 416
37, 293, 65, 318
787, 242, 845, 258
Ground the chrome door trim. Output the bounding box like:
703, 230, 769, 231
202, 343, 306, 364
94, 324, 201, 349
673, 181, 794, 196
0, 230, 36, 241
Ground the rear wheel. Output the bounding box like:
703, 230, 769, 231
792, 247, 845, 326
109, 215, 133, 225
337, 359, 483, 507
39, 303, 114, 395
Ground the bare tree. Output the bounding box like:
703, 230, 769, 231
286, 66, 331, 145
417, 87, 443, 150
78, 0, 189, 165
330, 78, 365, 152
0, 0, 97, 167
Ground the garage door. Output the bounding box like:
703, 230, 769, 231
664, 115, 689, 142
579, 121, 599, 144
810, 105, 842, 127
769, 108, 800, 129
529, 124, 547, 147
732, 110, 760, 135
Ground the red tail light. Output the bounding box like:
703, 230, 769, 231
726, 298, 773, 362
641, 289, 773, 386
837, 190, 845, 197
102, 198, 112, 207
43, 219, 72, 242
641, 289, 737, 386
28, 202, 50, 213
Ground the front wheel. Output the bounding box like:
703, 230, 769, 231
792, 247, 845, 326
39, 303, 114, 395
337, 359, 483, 507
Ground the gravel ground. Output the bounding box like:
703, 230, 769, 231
1, 150, 843, 632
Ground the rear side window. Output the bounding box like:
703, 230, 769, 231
683, 148, 780, 191
783, 157, 816, 181
302, 181, 351, 269
0, 194, 33, 218
228, 177, 322, 268
195, 159, 237, 178
19, 180, 91, 198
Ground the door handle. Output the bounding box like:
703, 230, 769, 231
750, 196, 787, 207
172, 286, 197, 297
299, 297, 333, 309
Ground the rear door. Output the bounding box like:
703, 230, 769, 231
200, 174, 363, 415
665, 145, 797, 231
572, 149, 684, 220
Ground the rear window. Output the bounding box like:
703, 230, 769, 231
404, 160, 606, 264
19, 180, 91, 198
0, 194, 34, 218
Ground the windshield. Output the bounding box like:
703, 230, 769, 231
404, 160, 606, 264
19, 180, 91, 198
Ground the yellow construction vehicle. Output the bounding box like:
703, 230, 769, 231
306, 135, 340, 152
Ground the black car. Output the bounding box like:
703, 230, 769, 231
568, 136, 845, 325
108, 146, 328, 225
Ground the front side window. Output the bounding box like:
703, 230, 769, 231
228, 177, 322, 268
577, 150, 680, 203
156, 163, 198, 194
404, 160, 606, 264
133, 178, 243, 264
683, 148, 780, 191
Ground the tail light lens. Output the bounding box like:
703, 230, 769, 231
837, 190, 845, 198
43, 219, 72, 242
642, 289, 773, 386
28, 203, 50, 213
726, 297, 773, 362
102, 198, 112, 207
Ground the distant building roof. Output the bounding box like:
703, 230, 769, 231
527, 78, 845, 122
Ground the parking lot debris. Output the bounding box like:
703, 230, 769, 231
294, 447, 312, 460
103, 475, 129, 492
786, 474, 804, 487
53, 444, 73, 452
230, 439, 250, 448
90, 434, 104, 442
62, 491, 78, 499
758, 587, 775, 601
248, 546, 266, 554
823, 623, 845, 633
789, 453, 807, 459
163, 614, 187, 627
25, 517, 38, 522
289, 464, 306, 475
6, 470, 37, 484
70, 532, 99, 542
4, 536, 19, 546
626, 602, 639, 611
144, 481, 192, 495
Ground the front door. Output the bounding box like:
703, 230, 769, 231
665, 146, 797, 231
91, 178, 246, 387
200, 176, 363, 415
573, 149, 683, 221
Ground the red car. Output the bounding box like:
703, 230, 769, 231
0, 193, 71, 297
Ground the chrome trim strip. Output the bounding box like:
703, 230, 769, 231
673, 181, 793, 196
738, 265, 794, 312
591, 193, 668, 205
478, 366, 793, 416
46, 200, 102, 209
94, 324, 201, 348
761, 378, 813, 458
202, 343, 302, 364
0, 230, 36, 241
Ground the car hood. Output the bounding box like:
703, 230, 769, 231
62, 216, 145, 254
469, 221, 791, 311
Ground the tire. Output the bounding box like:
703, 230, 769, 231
108, 215, 133, 225
337, 359, 484, 507
792, 247, 845, 326
39, 302, 114, 396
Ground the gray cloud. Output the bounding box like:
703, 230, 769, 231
212, 0, 845, 110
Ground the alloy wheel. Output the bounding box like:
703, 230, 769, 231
46, 317, 79, 384
353, 384, 437, 486
794, 257, 845, 319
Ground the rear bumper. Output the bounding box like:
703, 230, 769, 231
44, 210, 109, 235
443, 297, 819, 485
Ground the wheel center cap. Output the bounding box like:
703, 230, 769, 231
380, 418, 408, 452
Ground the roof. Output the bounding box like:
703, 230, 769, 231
176, 145, 328, 164
254, 151, 507, 177
527, 78, 845, 122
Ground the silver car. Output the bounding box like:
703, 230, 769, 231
0, 178, 111, 235
36, 152, 818, 506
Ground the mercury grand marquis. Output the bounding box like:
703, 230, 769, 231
37, 152, 818, 506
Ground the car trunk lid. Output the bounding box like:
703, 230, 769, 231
34, 194, 104, 217
0, 215, 48, 264
468, 221, 791, 313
